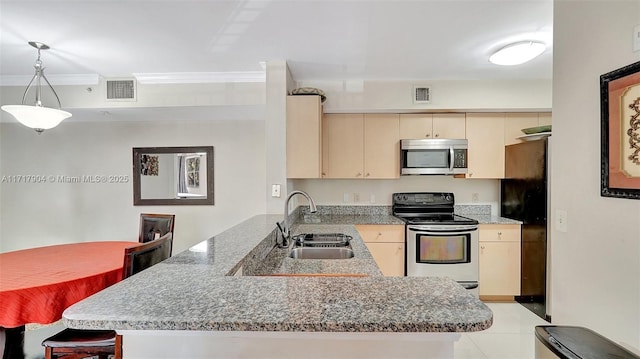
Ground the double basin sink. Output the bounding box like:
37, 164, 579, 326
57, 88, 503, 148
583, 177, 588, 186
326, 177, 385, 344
288, 233, 354, 260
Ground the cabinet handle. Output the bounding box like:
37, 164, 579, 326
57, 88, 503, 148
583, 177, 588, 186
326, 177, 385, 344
365, 173, 370, 177
435, 133, 440, 138
322, 172, 326, 176
468, 173, 473, 177
425, 134, 431, 138
356, 172, 362, 177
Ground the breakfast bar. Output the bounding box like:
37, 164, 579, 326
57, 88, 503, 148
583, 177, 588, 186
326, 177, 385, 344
63, 213, 493, 358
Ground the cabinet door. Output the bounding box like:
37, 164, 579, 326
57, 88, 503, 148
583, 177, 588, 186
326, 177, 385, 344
286, 95, 322, 178
479, 241, 521, 296
364, 242, 405, 276
538, 112, 552, 126
355, 225, 404, 243
432, 113, 466, 139
504, 113, 539, 146
364, 114, 399, 179
399, 114, 433, 139
356, 225, 405, 277
465, 113, 505, 179
323, 114, 364, 178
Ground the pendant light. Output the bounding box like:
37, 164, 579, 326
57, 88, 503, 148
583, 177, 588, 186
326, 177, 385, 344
1, 42, 72, 134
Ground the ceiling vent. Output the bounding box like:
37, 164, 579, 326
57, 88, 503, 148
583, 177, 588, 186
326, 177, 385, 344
105, 78, 137, 101
413, 85, 431, 104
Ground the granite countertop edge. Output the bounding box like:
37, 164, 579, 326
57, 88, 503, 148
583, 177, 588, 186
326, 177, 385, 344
62, 210, 493, 333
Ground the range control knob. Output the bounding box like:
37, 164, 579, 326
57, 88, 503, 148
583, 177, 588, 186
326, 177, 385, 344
446, 195, 452, 201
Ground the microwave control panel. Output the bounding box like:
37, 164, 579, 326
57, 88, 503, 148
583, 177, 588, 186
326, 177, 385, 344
453, 149, 467, 168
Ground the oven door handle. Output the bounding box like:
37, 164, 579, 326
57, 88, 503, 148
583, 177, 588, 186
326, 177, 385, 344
407, 225, 478, 233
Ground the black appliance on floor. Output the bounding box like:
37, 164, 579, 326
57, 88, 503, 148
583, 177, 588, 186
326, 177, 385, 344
501, 138, 549, 321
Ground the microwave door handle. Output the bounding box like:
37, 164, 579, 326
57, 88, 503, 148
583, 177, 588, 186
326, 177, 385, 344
449, 146, 455, 172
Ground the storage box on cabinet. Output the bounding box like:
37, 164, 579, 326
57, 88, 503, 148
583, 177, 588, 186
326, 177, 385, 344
478, 224, 521, 299
356, 225, 404, 276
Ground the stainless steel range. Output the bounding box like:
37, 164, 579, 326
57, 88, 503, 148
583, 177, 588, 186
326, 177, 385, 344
392, 192, 479, 295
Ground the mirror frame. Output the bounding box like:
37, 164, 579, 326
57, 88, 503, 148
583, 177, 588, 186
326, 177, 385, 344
133, 146, 215, 206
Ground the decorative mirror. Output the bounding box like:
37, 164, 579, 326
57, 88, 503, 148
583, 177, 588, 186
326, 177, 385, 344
133, 146, 214, 205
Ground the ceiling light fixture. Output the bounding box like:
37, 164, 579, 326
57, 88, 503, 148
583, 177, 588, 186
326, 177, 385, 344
489, 41, 546, 66
1, 42, 72, 134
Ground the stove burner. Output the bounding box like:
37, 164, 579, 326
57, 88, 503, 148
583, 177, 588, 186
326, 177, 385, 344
392, 192, 478, 226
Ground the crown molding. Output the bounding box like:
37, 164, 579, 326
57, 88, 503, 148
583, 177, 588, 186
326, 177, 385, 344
0, 74, 100, 86
132, 72, 266, 84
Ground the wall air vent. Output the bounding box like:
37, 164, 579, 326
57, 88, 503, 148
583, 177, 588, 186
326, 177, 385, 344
413, 85, 431, 104
105, 78, 136, 101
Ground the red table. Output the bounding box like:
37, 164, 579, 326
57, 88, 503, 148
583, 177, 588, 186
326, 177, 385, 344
0, 241, 139, 328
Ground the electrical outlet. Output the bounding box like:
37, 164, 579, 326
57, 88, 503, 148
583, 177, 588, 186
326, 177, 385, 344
556, 209, 568, 233
634, 24, 640, 52
370, 194, 376, 203
472, 193, 479, 203
354, 193, 360, 202
271, 184, 281, 198
343, 193, 350, 203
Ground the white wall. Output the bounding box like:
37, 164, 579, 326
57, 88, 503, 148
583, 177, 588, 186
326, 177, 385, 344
551, 0, 640, 349
0, 118, 267, 254
298, 79, 552, 112
294, 177, 500, 213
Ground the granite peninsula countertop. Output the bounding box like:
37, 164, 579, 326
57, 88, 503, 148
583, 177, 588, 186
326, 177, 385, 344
63, 210, 493, 333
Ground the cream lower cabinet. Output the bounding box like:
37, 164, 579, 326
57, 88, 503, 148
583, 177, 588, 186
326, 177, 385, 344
355, 225, 405, 276
478, 224, 521, 299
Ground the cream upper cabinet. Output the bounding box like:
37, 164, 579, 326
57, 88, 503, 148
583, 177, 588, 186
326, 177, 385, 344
356, 225, 405, 276
538, 112, 552, 126
323, 113, 364, 178
364, 114, 400, 179
286, 95, 322, 178
465, 113, 505, 179
478, 224, 521, 298
504, 113, 539, 146
399, 113, 465, 139
323, 113, 399, 179
504, 112, 553, 146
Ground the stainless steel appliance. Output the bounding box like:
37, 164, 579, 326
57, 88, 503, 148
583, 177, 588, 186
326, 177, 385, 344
400, 138, 468, 175
393, 192, 479, 295
501, 138, 549, 320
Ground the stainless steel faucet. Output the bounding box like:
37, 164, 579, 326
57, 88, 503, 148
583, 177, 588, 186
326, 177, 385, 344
282, 190, 317, 247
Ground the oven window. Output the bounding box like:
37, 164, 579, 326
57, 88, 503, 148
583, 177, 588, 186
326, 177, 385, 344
405, 150, 448, 168
416, 234, 470, 264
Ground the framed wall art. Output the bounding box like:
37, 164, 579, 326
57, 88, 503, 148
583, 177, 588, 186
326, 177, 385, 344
600, 60, 640, 199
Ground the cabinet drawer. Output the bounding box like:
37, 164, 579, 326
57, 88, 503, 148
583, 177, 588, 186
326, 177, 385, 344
355, 225, 404, 243
479, 224, 521, 242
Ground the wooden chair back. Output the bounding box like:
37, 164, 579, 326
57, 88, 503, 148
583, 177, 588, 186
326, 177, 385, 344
123, 233, 172, 278
138, 213, 175, 246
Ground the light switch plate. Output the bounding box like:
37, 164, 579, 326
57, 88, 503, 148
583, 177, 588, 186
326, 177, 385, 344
556, 209, 568, 233
634, 24, 640, 52
271, 184, 281, 198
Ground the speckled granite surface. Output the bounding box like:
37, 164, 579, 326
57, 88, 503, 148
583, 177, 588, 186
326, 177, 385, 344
464, 215, 522, 224
63, 212, 493, 333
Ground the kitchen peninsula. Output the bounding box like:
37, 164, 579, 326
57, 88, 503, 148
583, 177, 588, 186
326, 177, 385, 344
63, 209, 494, 359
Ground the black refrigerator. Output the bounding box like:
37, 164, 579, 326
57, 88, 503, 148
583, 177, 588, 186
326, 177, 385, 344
500, 138, 549, 321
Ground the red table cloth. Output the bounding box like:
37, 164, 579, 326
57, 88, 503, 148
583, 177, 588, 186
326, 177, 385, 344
0, 241, 139, 328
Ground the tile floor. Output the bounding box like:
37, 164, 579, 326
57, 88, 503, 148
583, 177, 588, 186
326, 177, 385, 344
456, 302, 549, 359
21, 302, 548, 359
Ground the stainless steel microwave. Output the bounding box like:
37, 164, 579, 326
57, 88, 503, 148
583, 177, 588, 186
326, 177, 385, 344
400, 139, 468, 175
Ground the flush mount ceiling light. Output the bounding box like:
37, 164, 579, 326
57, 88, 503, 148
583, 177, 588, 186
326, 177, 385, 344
489, 41, 546, 66
1, 42, 72, 134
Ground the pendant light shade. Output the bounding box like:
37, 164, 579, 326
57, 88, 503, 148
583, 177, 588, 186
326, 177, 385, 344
489, 41, 546, 66
1, 42, 72, 134
1, 105, 71, 133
